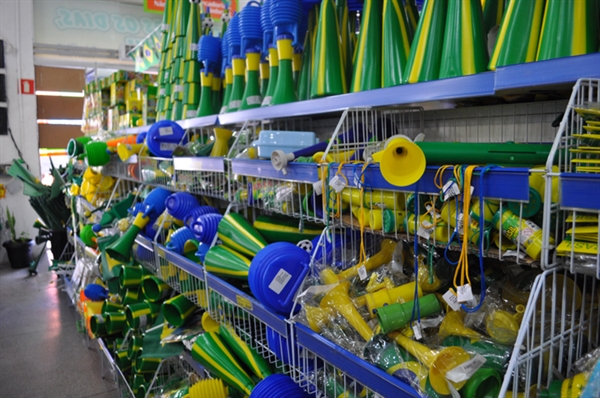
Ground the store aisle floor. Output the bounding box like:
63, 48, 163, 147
0, 253, 119, 398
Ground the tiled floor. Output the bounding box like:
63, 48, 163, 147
0, 252, 119, 398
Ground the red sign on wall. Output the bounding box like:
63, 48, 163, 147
144, 0, 166, 14
19, 79, 35, 95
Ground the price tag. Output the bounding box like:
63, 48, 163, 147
268, 269, 292, 294
412, 322, 423, 340
357, 265, 368, 281
139, 314, 148, 329
443, 289, 461, 311
159, 126, 174, 136
161, 23, 169, 32
443, 180, 460, 201
455, 213, 466, 235
447, 381, 461, 398
189, 43, 198, 51
329, 175, 346, 193
446, 354, 487, 383
312, 180, 323, 196
457, 284, 474, 303
246, 95, 262, 105
417, 220, 434, 240
419, 315, 444, 328
427, 205, 442, 221
174, 84, 184, 93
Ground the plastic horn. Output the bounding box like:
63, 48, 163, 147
461, 367, 502, 398
355, 281, 422, 317
189, 379, 228, 398
320, 281, 374, 341
538, 372, 588, 398
93, 193, 136, 233
261, 46, 279, 106
142, 275, 172, 302
376, 294, 441, 333
371, 135, 426, 187
441, 335, 510, 373
320, 239, 397, 284
210, 128, 233, 157
204, 245, 252, 279
350, 0, 382, 92
227, 56, 246, 112
240, 50, 263, 110
438, 0, 488, 79
389, 331, 471, 395
217, 212, 267, 257
304, 305, 334, 333
117, 143, 147, 162
271, 34, 298, 105
382, 0, 412, 88
416, 141, 552, 166
191, 332, 255, 396
485, 305, 524, 345
196, 70, 214, 117
310, 0, 347, 98
162, 294, 196, 327
219, 323, 272, 379
105, 212, 151, 263
126, 301, 161, 329
438, 310, 484, 340
220, 66, 233, 114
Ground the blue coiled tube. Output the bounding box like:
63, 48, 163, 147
228, 13, 241, 60
220, 29, 230, 76
261, 0, 273, 55
198, 35, 222, 74
270, 0, 302, 45
240, 1, 263, 54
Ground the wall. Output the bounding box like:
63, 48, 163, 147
0, 0, 41, 263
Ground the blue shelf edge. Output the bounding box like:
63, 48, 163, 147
135, 235, 154, 251
294, 324, 420, 398
173, 156, 225, 173
560, 173, 600, 210
231, 159, 320, 183
495, 53, 600, 91
155, 244, 206, 281
206, 273, 288, 336
333, 163, 531, 201
177, 115, 219, 129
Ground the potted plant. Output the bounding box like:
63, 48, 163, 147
2, 208, 32, 269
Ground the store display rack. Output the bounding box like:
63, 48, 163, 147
67, 59, 600, 397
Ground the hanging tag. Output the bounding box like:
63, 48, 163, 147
419, 315, 444, 329
455, 213, 466, 235
417, 221, 434, 240
139, 314, 148, 329
353, 175, 361, 188
357, 265, 368, 281
469, 185, 475, 196
189, 43, 198, 51
443, 289, 461, 311
427, 205, 442, 221
445, 354, 487, 383
313, 180, 323, 196
329, 175, 346, 193
442, 180, 458, 201
446, 380, 461, 398
457, 284, 474, 303
412, 322, 423, 340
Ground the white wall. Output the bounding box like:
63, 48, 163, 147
0, 0, 41, 263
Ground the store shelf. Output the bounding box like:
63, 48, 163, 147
560, 173, 600, 210
231, 159, 320, 183
294, 323, 420, 398
219, 73, 495, 125
155, 244, 205, 281
173, 157, 225, 173
206, 273, 288, 336
177, 115, 219, 130
333, 163, 531, 201
495, 53, 600, 91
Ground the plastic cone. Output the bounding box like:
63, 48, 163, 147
350, 0, 383, 92
219, 323, 272, 379
211, 76, 222, 115
382, 0, 413, 87
183, 59, 200, 82
172, 99, 183, 120
167, 0, 180, 43
204, 245, 252, 279
310, 0, 347, 98
219, 66, 233, 114
162, 294, 195, 327
271, 34, 299, 105
438, 0, 488, 79
482, 0, 507, 33
404, 0, 448, 84
197, 70, 214, 117
489, 0, 545, 71
217, 212, 268, 257
183, 81, 200, 105
292, 47, 302, 85
261, 46, 279, 106
537, 0, 600, 61
174, 0, 191, 38
260, 60, 270, 97
240, 50, 263, 110
227, 56, 246, 112
297, 27, 312, 101
184, 2, 201, 61
335, 0, 353, 90
191, 332, 255, 396
161, 0, 176, 33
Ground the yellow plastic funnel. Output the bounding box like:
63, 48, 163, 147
372, 136, 426, 187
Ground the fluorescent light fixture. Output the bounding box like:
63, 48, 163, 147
37, 119, 84, 126
35, 90, 84, 97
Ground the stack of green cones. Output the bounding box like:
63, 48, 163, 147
292, 47, 302, 86
350, 0, 382, 92
536, 0, 599, 61
297, 26, 313, 101
162, 294, 196, 327
170, 0, 191, 121
438, 0, 488, 79
259, 60, 270, 98
211, 75, 222, 115
204, 245, 252, 279
404, 0, 419, 37
220, 67, 233, 114
197, 70, 215, 117
219, 323, 272, 379
261, 47, 279, 106
404, 0, 448, 84
482, 0, 507, 34
271, 35, 299, 105
240, 50, 263, 110
227, 56, 246, 112
311, 0, 347, 98
488, 0, 545, 70
182, 0, 201, 119
335, 0, 353, 90
382, 0, 413, 88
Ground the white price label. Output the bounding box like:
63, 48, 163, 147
412, 322, 423, 340
246, 95, 262, 105
357, 265, 368, 281
228, 100, 241, 109
159, 126, 174, 136
159, 88, 166, 96
329, 175, 347, 193
262, 96, 272, 106
427, 205, 442, 221
419, 315, 444, 328
443, 289, 461, 311
174, 85, 184, 93
189, 43, 198, 51
186, 110, 197, 118
417, 225, 433, 240
268, 269, 292, 294
457, 284, 474, 303
139, 314, 148, 329
160, 142, 178, 151
161, 23, 169, 31
443, 180, 460, 201
312, 180, 323, 196
96, 315, 105, 323
445, 354, 487, 383
455, 213, 466, 235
